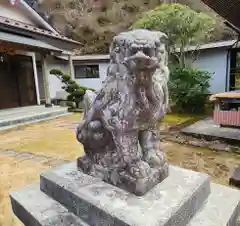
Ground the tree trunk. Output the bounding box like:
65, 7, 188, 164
162, 0, 178, 3
179, 42, 186, 68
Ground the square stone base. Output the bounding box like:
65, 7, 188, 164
10, 163, 240, 226
40, 163, 210, 226
77, 157, 169, 196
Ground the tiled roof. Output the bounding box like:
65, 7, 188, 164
0, 16, 81, 45
202, 0, 240, 32
175, 40, 239, 52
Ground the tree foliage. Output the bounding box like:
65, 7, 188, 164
132, 3, 216, 68
39, 1, 234, 55
169, 67, 211, 113
40, 0, 162, 54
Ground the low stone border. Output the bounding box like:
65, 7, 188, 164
159, 116, 240, 153
161, 131, 240, 153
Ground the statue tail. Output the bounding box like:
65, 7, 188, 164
83, 90, 97, 116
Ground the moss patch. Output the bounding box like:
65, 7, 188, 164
162, 113, 206, 129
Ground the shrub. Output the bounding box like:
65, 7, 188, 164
169, 67, 211, 114
50, 69, 64, 76
50, 68, 96, 108
62, 74, 72, 82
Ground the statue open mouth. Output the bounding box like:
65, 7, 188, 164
124, 51, 158, 72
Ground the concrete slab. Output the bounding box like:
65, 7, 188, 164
10, 183, 89, 226
0, 106, 70, 132
182, 118, 240, 142
188, 183, 240, 226
40, 163, 210, 226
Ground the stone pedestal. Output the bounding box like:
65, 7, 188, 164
229, 166, 240, 188
11, 163, 240, 226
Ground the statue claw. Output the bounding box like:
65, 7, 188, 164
143, 150, 166, 168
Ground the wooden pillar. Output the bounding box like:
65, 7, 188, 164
68, 55, 75, 79
32, 53, 40, 105
41, 54, 52, 107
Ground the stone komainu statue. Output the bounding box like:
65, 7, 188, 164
76, 29, 169, 195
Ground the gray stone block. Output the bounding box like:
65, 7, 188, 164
229, 167, 240, 188
188, 183, 240, 226
0, 108, 70, 132
10, 183, 89, 226
40, 162, 210, 226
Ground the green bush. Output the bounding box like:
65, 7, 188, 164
62, 74, 72, 82
50, 69, 64, 76
169, 67, 211, 114
50, 68, 96, 109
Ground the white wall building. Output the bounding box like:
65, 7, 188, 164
46, 40, 240, 101
47, 55, 110, 100
176, 40, 240, 94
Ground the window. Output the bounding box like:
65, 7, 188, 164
74, 65, 100, 79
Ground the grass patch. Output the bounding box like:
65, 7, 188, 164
163, 142, 240, 186
162, 113, 207, 128
0, 114, 84, 161
163, 114, 196, 126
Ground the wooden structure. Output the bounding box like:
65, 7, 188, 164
202, 0, 240, 127
210, 91, 240, 127
0, 0, 81, 110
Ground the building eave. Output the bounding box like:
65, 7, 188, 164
56, 54, 110, 61
0, 30, 63, 53
201, 0, 240, 32
6, 0, 82, 47
0, 16, 82, 49
174, 40, 239, 53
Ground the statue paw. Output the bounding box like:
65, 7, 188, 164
128, 160, 151, 179
143, 150, 166, 168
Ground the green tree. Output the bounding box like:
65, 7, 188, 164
132, 3, 215, 68
169, 67, 211, 113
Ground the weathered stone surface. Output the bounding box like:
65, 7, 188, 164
76, 29, 170, 195
182, 118, 240, 143
11, 163, 240, 226
229, 167, 240, 188
188, 183, 240, 226
40, 162, 210, 226
10, 184, 89, 226
77, 156, 168, 196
